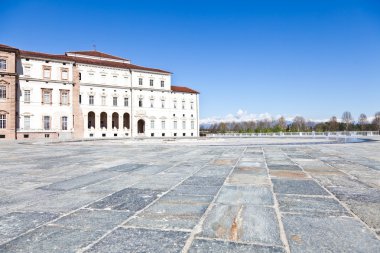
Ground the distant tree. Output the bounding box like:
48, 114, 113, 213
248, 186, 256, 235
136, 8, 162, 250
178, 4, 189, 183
328, 116, 339, 131
358, 113, 368, 131
342, 111, 353, 131
277, 116, 287, 131
372, 112, 380, 131
219, 122, 227, 133
290, 116, 307, 132
315, 122, 327, 132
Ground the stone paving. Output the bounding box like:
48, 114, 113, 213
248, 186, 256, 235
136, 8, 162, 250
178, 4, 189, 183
0, 138, 379, 252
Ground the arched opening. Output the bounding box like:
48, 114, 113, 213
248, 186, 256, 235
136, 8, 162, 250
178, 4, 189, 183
88, 111, 95, 129
100, 112, 107, 129
123, 113, 130, 129
112, 112, 119, 129
137, 119, 145, 134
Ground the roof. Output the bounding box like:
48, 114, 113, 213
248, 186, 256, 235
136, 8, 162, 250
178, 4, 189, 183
70, 56, 171, 74
0, 44, 19, 52
20, 50, 73, 62
171, 85, 199, 94
66, 50, 128, 61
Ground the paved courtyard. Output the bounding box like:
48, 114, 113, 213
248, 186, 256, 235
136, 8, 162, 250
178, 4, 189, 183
0, 137, 380, 252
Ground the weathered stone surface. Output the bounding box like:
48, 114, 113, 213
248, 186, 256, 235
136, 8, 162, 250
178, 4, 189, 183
216, 185, 273, 205
283, 214, 380, 253
200, 204, 282, 245
188, 239, 286, 253
272, 179, 329, 195
87, 188, 161, 211
1, 138, 380, 252
0, 211, 58, 244
87, 227, 189, 253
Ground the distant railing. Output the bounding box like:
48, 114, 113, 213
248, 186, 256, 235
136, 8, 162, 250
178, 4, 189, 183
205, 131, 380, 138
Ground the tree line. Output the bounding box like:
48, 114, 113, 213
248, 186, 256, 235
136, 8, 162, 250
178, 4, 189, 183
202, 111, 380, 133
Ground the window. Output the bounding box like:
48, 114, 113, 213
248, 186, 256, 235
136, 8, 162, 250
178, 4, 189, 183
43, 116, 50, 130
24, 116, 30, 130
61, 116, 68, 130
43, 66, 51, 79
61, 68, 69, 80
101, 96, 106, 106
45, 134, 50, 138
113, 97, 117, 106
0, 59, 6, 70
182, 120, 186, 129
139, 78, 143, 85
79, 72, 82, 81
191, 102, 194, 110
161, 80, 164, 87
24, 66, 31, 76
174, 121, 177, 129
89, 95, 94, 105
24, 90, 30, 103
150, 99, 154, 108
42, 89, 52, 104
60, 90, 69, 105
124, 97, 128, 107
79, 95, 82, 104
0, 86, 6, 99
173, 101, 177, 109
182, 101, 185, 109
191, 121, 195, 130
150, 120, 155, 129
161, 120, 166, 129
161, 100, 165, 108
101, 73, 107, 80
150, 79, 153, 86
0, 115, 6, 129
139, 98, 143, 107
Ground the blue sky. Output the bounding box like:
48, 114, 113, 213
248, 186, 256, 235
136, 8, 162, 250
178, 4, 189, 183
1, 0, 379, 122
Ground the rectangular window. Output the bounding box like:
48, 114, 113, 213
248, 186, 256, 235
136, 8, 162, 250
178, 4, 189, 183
150, 99, 154, 108
139, 99, 143, 107
174, 121, 177, 129
0, 86, 6, 99
113, 97, 117, 106
43, 66, 51, 79
173, 101, 177, 109
60, 90, 69, 105
161, 80, 164, 87
191, 102, 194, 110
61, 116, 68, 130
43, 116, 50, 130
24, 116, 30, 130
139, 78, 143, 85
24, 90, 30, 103
161, 100, 165, 108
182, 120, 186, 129
89, 95, 94, 105
161, 120, 166, 129
182, 101, 185, 109
61, 68, 69, 80
191, 121, 195, 130
150, 79, 153, 86
79, 72, 82, 81
79, 95, 82, 104
24, 66, 31, 76
150, 120, 155, 129
0, 115, 6, 129
101, 96, 106, 106
0, 59, 6, 70
42, 89, 52, 104
124, 97, 128, 107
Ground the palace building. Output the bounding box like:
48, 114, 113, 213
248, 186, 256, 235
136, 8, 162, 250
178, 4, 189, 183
0, 44, 199, 140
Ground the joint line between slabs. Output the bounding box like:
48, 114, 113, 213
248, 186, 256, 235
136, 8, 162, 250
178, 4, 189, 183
181, 146, 247, 253
77, 151, 226, 253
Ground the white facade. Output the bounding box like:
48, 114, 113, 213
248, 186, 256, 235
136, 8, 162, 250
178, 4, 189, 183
17, 57, 75, 139
11, 47, 199, 140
